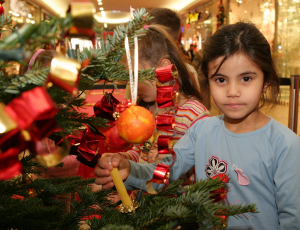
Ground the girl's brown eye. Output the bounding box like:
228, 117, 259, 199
216, 77, 226, 83
242, 76, 252, 82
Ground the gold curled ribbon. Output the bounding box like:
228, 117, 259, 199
35, 139, 70, 167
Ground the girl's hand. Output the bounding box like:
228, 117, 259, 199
94, 154, 130, 190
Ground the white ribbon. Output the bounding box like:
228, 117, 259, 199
124, 7, 138, 105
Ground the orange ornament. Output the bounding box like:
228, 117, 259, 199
117, 106, 155, 144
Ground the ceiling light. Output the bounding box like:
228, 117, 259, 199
28, 14, 32, 18
100, 7, 104, 11
101, 11, 106, 19
98, 2, 102, 5
94, 11, 130, 24
104, 23, 107, 28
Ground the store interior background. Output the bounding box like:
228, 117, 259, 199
2, 0, 300, 134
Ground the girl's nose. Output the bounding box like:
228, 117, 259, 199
226, 82, 241, 98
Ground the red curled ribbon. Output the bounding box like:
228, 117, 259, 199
209, 173, 230, 202
156, 64, 177, 83
156, 115, 175, 131
94, 93, 120, 121
157, 135, 177, 166
157, 135, 173, 154
76, 125, 106, 168
156, 86, 176, 108
150, 163, 170, 184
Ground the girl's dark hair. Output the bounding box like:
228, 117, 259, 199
19, 50, 57, 75
201, 22, 280, 109
138, 24, 206, 108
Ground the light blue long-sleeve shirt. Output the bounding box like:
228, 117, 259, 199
124, 115, 300, 229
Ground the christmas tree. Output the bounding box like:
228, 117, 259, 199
0, 6, 256, 230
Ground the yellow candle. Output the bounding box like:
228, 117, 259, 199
110, 167, 132, 207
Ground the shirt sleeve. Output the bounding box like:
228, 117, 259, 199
119, 144, 140, 162
124, 125, 198, 192
273, 134, 300, 229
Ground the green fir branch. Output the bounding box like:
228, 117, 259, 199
0, 15, 73, 51
0, 13, 14, 32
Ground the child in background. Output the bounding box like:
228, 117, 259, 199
95, 22, 300, 229
103, 24, 210, 187
124, 8, 206, 108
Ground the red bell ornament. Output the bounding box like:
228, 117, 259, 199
117, 106, 155, 144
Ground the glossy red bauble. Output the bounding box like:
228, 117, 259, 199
102, 124, 131, 150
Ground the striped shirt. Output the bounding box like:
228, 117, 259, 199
119, 98, 210, 183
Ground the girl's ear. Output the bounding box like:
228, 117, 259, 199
160, 59, 172, 67
263, 83, 269, 93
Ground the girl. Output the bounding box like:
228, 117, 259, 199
95, 22, 300, 229
107, 24, 210, 186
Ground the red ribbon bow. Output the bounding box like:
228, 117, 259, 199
94, 93, 120, 121
209, 174, 230, 202
0, 87, 58, 180
114, 98, 132, 113
76, 125, 106, 168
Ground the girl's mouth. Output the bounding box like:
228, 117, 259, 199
225, 104, 244, 109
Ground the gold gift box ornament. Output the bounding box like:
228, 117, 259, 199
0, 103, 18, 135
47, 54, 82, 96
67, 1, 96, 39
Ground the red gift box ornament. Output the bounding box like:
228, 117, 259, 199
46, 54, 81, 96
65, 1, 96, 48
5, 86, 58, 142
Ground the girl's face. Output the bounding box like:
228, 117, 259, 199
208, 53, 267, 123
137, 61, 157, 103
